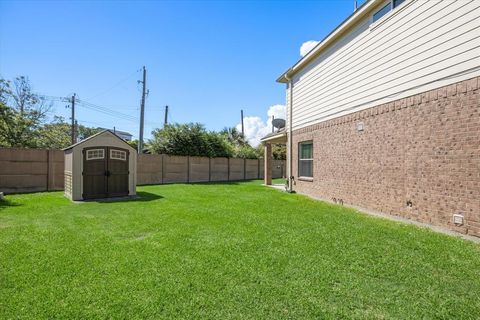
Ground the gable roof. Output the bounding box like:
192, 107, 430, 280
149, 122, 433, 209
277, 0, 379, 83
62, 129, 137, 152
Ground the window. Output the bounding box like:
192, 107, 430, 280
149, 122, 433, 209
110, 149, 127, 161
298, 141, 313, 178
86, 149, 104, 160
373, 3, 391, 22
373, 0, 406, 23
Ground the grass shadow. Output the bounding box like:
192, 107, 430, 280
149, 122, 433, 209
0, 198, 21, 210
91, 191, 164, 204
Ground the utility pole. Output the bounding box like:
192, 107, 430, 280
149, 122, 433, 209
164, 105, 169, 126
272, 115, 275, 133
138, 66, 147, 154
71, 93, 76, 145
74, 120, 78, 143
241, 109, 244, 136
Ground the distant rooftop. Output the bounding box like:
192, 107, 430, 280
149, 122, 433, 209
98, 128, 133, 141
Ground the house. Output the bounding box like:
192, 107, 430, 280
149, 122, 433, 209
99, 128, 133, 141
262, 0, 480, 237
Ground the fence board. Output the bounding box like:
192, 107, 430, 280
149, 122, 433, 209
210, 158, 229, 181
163, 155, 188, 183
189, 157, 210, 182
229, 158, 244, 181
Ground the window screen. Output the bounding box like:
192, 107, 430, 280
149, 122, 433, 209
299, 142, 313, 178
86, 149, 104, 160
110, 149, 127, 161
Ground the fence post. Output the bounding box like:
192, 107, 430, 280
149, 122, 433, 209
46, 149, 50, 191
227, 158, 230, 181
161, 154, 165, 184
257, 158, 260, 179
243, 158, 246, 180
208, 158, 211, 182
187, 156, 190, 183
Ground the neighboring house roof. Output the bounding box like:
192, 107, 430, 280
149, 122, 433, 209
99, 128, 133, 139
277, 0, 380, 83
62, 129, 136, 152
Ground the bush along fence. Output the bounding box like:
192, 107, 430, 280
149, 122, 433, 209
0, 148, 286, 194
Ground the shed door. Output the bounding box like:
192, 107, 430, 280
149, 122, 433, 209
107, 148, 129, 197
83, 148, 108, 199
82, 147, 129, 199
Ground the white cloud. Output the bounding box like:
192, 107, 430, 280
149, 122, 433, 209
267, 104, 286, 120
300, 40, 318, 57
236, 104, 286, 147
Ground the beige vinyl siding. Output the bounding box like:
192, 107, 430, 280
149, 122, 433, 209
290, 0, 480, 130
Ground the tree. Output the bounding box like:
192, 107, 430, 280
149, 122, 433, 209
235, 144, 260, 159
34, 116, 102, 149
205, 132, 234, 158
0, 77, 50, 148
149, 123, 234, 157
255, 143, 286, 160
78, 125, 101, 141
220, 126, 246, 146
35, 116, 71, 149
272, 144, 287, 160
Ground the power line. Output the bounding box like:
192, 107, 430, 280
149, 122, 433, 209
40, 94, 161, 127
76, 98, 139, 122
86, 68, 142, 100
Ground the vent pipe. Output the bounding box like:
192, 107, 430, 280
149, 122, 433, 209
354, 0, 358, 11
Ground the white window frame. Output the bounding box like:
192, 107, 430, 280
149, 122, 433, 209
298, 141, 314, 179
86, 149, 105, 160
110, 149, 127, 161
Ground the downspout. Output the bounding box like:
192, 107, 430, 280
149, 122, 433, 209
285, 72, 294, 193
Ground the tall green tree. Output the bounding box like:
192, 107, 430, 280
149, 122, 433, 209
0, 77, 50, 148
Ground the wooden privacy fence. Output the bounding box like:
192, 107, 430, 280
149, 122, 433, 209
0, 148, 286, 194
137, 154, 285, 185
0, 148, 64, 194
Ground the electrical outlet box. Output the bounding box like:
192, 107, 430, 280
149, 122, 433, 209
356, 122, 364, 132
453, 214, 464, 225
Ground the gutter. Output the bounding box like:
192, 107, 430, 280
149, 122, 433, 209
285, 73, 294, 193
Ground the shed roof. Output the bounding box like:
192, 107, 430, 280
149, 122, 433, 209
62, 130, 136, 152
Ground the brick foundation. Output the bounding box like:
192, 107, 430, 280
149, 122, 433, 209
292, 77, 480, 237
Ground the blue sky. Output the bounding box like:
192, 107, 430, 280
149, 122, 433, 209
0, 0, 365, 143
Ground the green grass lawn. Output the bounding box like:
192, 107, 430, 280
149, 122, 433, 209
1, 181, 480, 319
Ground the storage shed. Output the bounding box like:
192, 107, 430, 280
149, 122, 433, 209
64, 130, 137, 201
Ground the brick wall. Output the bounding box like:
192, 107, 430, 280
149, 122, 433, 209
292, 77, 479, 237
